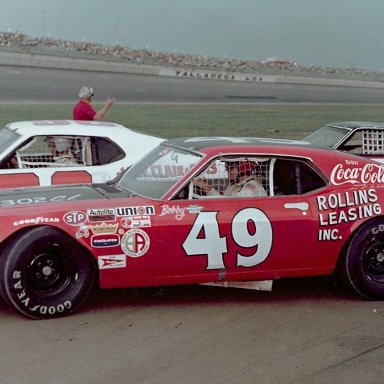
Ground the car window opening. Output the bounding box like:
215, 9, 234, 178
186, 156, 326, 200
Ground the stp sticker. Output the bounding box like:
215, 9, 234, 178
63, 211, 87, 226
121, 229, 150, 257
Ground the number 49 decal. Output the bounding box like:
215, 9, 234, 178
182, 208, 273, 270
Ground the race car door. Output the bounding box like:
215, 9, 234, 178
0, 135, 123, 188
99, 155, 327, 289
180, 156, 327, 282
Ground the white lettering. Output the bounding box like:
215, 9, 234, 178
372, 224, 384, 235
318, 228, 340, 241
330, 163, 384, 185
160, 205, 186, 220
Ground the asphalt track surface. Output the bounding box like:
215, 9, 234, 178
1, 65, 384, 104
1, 65, 384, 384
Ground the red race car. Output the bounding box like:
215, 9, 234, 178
0, 136, 383, 318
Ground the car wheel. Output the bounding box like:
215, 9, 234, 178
340, 219, 384, 299
0, 226, 95, 319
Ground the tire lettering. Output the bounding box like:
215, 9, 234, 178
21, 296, 30, 307
17, 290, 26, 299
12, 273, 72, 315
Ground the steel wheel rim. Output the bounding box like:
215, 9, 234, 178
27, 247, 75, 296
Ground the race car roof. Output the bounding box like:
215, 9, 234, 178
325, 121, 384, 130
164, 136, 314, 151
5, 120, 147, 139
162, 136, 372, 179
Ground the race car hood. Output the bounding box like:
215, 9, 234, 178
0, 182, 131, 208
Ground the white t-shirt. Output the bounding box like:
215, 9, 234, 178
208, 177, 267, 197
53, 154, 80, 166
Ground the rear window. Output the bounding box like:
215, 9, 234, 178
92, 137, 125, 165
303, 126, 349, 148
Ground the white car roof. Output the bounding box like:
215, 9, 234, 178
6, 120, 152, 140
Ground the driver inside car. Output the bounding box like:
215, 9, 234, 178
194, 160, 267, 197
46, 137, 79, 166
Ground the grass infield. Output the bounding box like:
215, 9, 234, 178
1, 103, 384, 140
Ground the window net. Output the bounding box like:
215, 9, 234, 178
362, 130, 384, 155
14, 136, 91, 168
190, 157, 271, 198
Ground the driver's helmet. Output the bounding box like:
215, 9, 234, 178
47, 137, 72, 152
238, 160, 257, 176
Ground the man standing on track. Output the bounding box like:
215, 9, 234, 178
73, 86, 116, 121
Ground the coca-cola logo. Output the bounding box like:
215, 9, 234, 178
330, 163, 384, 186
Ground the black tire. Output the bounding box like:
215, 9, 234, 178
0, 226, 95, 319
340, 219, 384, 299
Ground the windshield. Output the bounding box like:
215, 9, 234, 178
0, 126, 22, 154
303, 126, 350, 148
118, 144, 202, 199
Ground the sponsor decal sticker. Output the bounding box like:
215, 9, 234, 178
121, 229, 150, 257
186, 205, 203, 214
76, 225, 90, 238
116, 206, 155, 216
316, 188, 382, 241
98, 255, 126, 269
87, 208, 116, 222
121, 216, 151, 228
330, 161, 384, 186
141, 164, 191, 180
160, 204, 186, 220
13, 217, 60, 226
91, 234, 120, 247
63, 211, 87, 226
89, 222, 118, 234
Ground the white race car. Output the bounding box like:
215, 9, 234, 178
303, 121, 384, 162
0, 120, 164, 188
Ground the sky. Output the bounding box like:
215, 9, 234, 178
1, 0, 384, 70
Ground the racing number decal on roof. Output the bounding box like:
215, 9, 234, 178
32, 120, 117, 127
183, 208, 272, 270
51, 171, 92, 185
0, 173, 39, 188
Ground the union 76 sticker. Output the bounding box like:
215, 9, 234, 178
121, 229, 150, 257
